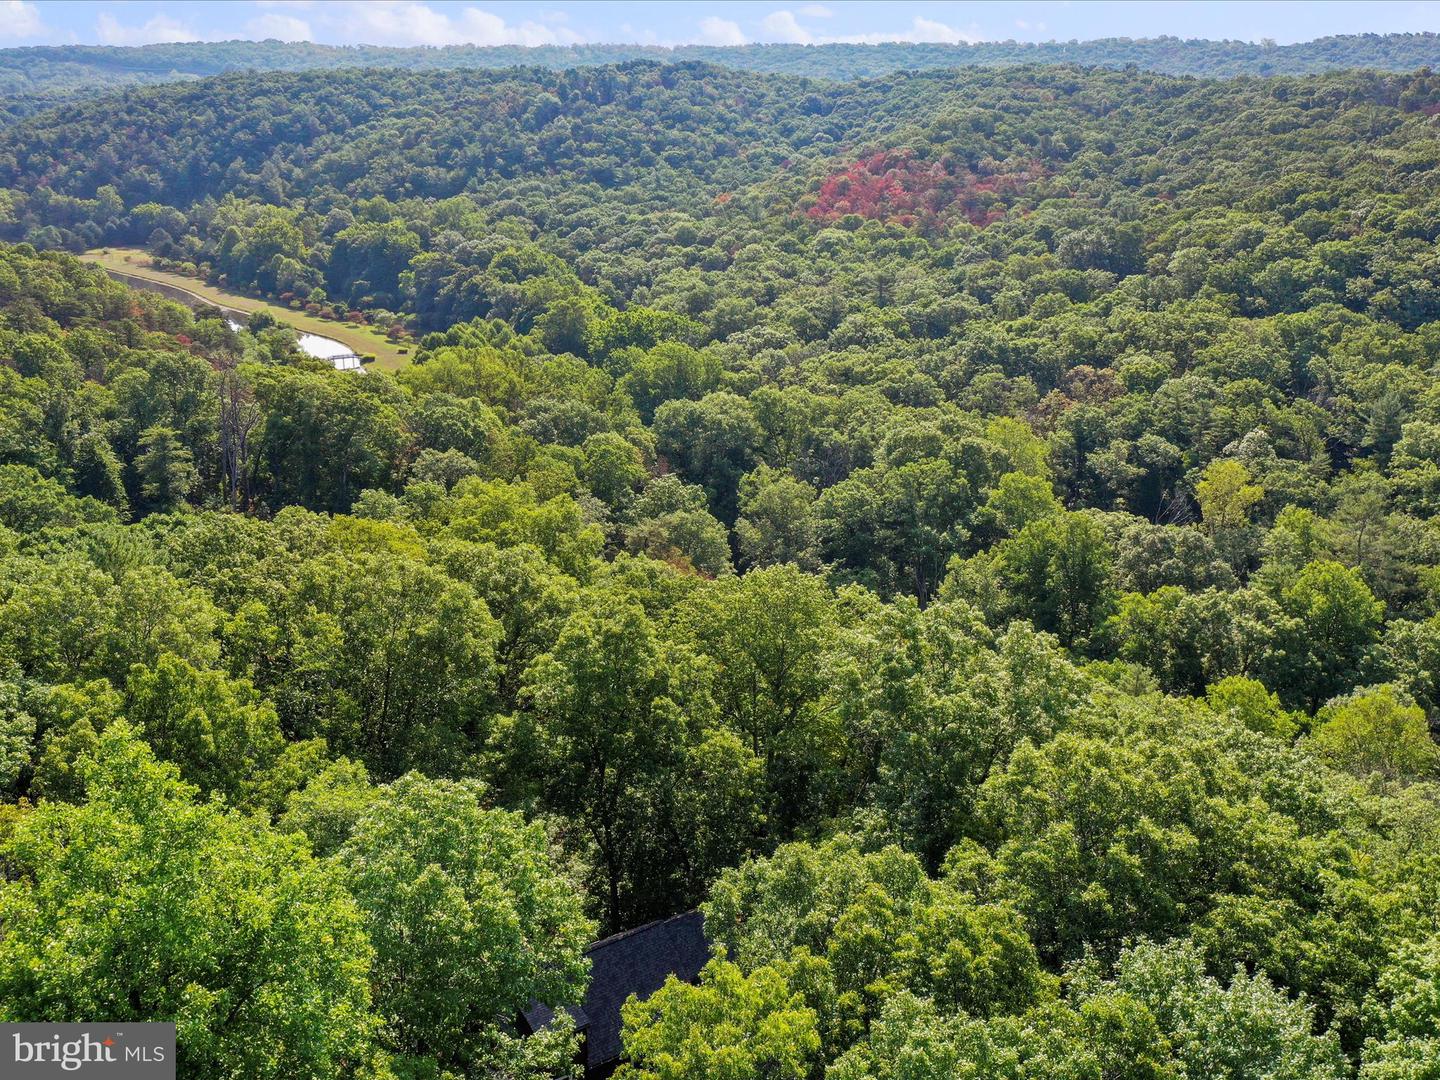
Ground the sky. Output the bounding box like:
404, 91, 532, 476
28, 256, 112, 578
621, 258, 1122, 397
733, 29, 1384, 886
2, 1, 1439, 51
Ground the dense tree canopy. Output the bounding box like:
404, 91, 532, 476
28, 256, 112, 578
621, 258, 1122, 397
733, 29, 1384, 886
7, 34, 1440, 122
0, 39, 1439, 1080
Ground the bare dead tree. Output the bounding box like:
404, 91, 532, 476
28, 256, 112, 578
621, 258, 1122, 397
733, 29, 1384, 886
1155, 487, 1196, 526
216, 362, 260, 511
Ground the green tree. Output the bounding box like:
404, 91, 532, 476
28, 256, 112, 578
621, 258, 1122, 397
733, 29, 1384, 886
1196, 458, 1264, 532
582, 431, 648, 511
625, 508, 733, 577
1313, 685, 1439, 781
995, 511, 1116, 649
326, 220, 421, 308
1361, 934, 1440, 1080
704, 835, 1048, 1031
827, 599, 1086, 863
70, 430, 128, 510
1204, 675, 1300, 738
827, 991, 1170, 1080
261, 552, 500, 779
1278, 560, 1384, 710
522, 597, 712, 928
0, 724, 381, 1080
123, 654, 286, 806
734, 465, 821, 571
431, 540, 580, 715
653, 392, 761, 523
618, 958, 819, 1080
0, 558, 221, 687
338, 773, 592, 1077
818, 458, 975, 601
678, 566, 836, 830
0, 668, 34, 795
277, 757, 377, 857
134, 424, 199, 512
982, 470, 1061, 538
0, 464, 117, 533
585, 307, 701, 361
979, 721, 1266, 963
1070, 940, 1347, 1080
618, 342, 722, 421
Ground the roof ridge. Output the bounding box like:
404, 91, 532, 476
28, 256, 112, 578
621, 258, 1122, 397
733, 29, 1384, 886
586, 910, 700, 955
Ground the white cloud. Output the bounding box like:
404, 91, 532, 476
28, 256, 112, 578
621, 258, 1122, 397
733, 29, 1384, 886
458, 8, 583, 45
618, 20, 662, 44
758, 10, 980, 46
697, 16, 747, 46
1015, 18, 1048, 32
96, 13, 201, 45
247, 13, 314, 41
1, 0, 46, 41
336, 2, 457, 45
761, 10, 813, 44
797, 3, 834, 15
314, 2, 584, 47
906, 16, 977, 44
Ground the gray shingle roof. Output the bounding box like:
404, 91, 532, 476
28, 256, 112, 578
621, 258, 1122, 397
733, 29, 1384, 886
522, 910, 711, 1074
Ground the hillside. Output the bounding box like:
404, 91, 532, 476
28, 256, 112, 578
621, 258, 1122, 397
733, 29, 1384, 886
1, 53, 1440, 1080
6, 63, 1440, 329
4, 31, 1440, 119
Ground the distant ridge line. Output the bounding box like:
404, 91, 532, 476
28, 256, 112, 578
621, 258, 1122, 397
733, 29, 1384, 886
5, 33, 1440, 90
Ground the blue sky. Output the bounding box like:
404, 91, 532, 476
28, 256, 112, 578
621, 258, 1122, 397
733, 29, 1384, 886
3, 1, 1439, 50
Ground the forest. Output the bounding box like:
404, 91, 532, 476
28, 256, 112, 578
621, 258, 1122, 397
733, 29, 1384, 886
0, 36, 1439, 1080
7, 32, 1440, 116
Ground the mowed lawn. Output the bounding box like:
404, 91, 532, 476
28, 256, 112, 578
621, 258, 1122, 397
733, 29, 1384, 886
81, 248, 413, 371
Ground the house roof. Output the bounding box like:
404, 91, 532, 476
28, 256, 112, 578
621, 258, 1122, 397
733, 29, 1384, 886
522, 910, 711, 1073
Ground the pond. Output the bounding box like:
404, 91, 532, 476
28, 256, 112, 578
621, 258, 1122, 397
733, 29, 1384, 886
100, 268, 363, 371
297, 332, 364, 371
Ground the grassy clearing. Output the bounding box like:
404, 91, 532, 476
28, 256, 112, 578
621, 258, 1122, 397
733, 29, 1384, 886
81, 248, 412, 371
